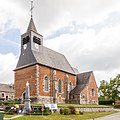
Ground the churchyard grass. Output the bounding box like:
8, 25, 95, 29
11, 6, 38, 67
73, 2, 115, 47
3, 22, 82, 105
4, 114, 15, 118
11, 111, 117, 120
30, 103, 111, 107
58, 103, 109, 107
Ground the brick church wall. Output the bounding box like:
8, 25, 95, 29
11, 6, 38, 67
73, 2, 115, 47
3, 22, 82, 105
14, 64, 76, 103
80, 73, 98, 104
14, 65, 36, 98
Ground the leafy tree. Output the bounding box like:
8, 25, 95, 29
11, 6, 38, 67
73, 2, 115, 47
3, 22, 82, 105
99, 74, 120, 101
98, 80, 110, 100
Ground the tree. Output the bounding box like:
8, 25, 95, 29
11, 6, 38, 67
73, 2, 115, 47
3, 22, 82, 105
99, 74, 120, 101
98, 80, 110, 101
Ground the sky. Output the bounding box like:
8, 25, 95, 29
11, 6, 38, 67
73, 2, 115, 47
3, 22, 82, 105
0, 0, 120, 86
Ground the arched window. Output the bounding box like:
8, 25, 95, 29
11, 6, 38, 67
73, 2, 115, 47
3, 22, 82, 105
91, 89, 94, 96
69, 82, 72, 91
58, 79, 62, 93
2, 93, 4, 97
44, 76, 49, 91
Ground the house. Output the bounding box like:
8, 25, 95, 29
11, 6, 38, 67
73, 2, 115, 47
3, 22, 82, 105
0, 83, 14, 101
14, 17, 76, 104
69, 71, 98, 104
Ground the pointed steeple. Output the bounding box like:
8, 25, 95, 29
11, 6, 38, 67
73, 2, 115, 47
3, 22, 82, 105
26, 17, 37, 33
26, 1, 37, 33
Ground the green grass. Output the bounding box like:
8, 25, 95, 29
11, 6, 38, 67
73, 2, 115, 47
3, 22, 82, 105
11, 111, 117, 120
58, 103, 110, 107
28, 103, 111, 108
4, 114, 15, 118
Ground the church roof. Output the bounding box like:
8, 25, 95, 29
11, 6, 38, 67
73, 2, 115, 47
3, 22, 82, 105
72, 67, 79, 74
16, 45, 75, 74
0, 83, 14, 93
70, 71, 92, 94
33, 46, 75, 74
27, 18, 37, 33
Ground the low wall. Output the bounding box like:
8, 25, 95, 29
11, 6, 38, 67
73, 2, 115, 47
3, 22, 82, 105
28, 105, 114, 113
76, 107, 113, 112
58, 107, 114, 112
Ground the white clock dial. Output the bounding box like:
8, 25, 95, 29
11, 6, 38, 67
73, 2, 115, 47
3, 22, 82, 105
23, 44, 27, 49
35, 43, 39, 49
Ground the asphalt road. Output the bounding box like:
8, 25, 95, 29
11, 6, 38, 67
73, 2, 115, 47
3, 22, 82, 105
93, 112, 120, 120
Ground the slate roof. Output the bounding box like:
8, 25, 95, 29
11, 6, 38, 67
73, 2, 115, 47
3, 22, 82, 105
27, 17, 37, 33
0, 83, 14, 93
72, 67, 79, 74
32, 46, 75, 74
70, 71, 93, 94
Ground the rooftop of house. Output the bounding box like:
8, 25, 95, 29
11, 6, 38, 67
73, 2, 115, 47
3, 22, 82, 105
0, 83, 14, 93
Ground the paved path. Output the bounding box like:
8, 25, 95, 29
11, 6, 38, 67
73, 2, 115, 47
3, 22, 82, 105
92, 112, 120, 120
4, 115, 23, 120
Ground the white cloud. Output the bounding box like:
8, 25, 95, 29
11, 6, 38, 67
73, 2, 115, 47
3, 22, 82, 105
0, 53, 17, 84
1, 0, 120, 86
44, 22, 120, 85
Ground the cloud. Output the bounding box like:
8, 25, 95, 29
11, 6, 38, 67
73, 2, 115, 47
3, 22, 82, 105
44, 20, 120, 85
1, 0, 120, 86
1, 0, 120, 35
0, 53, 17, 84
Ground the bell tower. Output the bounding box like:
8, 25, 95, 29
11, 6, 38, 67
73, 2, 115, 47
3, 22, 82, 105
16, 1, 43, 69
21, 1, 43, 54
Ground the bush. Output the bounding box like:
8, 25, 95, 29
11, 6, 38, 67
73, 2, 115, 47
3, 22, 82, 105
5, 106, 11, 112
74, 108, 80, 115
44, 107, 51, 115
68, 106, 75, 114
60, 108, 64, 114
79, 111, 83, 115
99, 100, 115, 105
62, 108, 71, 115
114, 104, 120, 108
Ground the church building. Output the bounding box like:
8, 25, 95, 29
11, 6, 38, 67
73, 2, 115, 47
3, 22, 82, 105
14, 2, 98, 104
14, 16, 76, 104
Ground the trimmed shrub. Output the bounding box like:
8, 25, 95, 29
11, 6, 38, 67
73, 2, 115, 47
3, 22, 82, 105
99, 100, 115, 105
60, 108, 64, 114
114, 104, 120, 108
74, 108, 80, 115
5, 106, 11, 112
68, 106, 75, 114
79, 111, 83, 115
62, 108, 71, 115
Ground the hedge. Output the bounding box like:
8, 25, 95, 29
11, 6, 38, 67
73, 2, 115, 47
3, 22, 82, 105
99, 100, 115, 105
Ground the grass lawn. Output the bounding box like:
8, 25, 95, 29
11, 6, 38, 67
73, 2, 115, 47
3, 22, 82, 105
29, 103, 111, 108
57, 104, 110, 107
4, 114, 15, 118
11, 111, 117, 120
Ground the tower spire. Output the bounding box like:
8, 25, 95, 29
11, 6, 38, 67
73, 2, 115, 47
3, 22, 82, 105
30, 1, 34, 18
26, 0, 37, 33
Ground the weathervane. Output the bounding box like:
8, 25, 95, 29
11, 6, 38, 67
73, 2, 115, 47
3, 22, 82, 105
30, 0, 34, 18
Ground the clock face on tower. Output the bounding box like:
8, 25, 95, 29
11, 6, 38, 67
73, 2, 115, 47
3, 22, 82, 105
35, 43, 39, 49
23, 44, 27, 49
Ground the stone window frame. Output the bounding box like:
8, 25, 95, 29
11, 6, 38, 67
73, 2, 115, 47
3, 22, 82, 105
58, 79, 62, 93
43, 75, 50, 92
